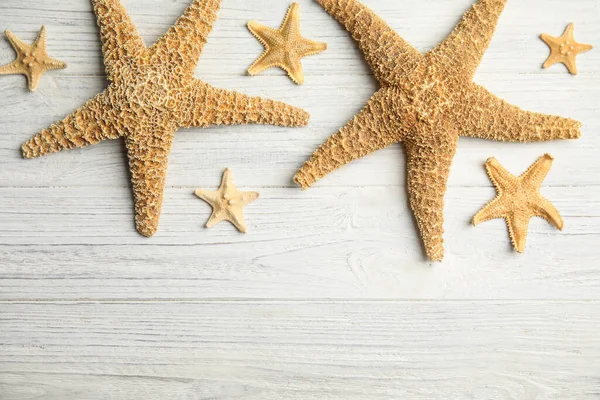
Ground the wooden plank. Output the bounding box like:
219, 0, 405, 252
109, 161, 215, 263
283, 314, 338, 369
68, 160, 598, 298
1, 300, 599, 399
1, 186, 599, 300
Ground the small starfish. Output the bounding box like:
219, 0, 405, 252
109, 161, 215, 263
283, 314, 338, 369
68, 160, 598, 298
540, 23, 593, 75
21, 0, 309, 237
248, 2, 327, 84
294, 0, 581, 261
195, 169, 259, 233
0, 26, 67, 91
473, 154, 563, 253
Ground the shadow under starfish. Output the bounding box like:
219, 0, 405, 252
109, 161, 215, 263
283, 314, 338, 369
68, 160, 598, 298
294, 0, 581, 262
21, 0, 310, 237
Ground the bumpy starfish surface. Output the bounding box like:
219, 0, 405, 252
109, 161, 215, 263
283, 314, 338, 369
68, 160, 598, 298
294, 0, 581, 261
21, 0, 309, 237
473, 154, 563, 253
195, 168, 259, 233
0, 26, 67, 91
540, 23, 593, 75
248, 2, 327, 84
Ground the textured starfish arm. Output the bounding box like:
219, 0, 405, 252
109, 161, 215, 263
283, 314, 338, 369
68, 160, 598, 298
472, 197, 508, 225
315, 0, 422, 85
456, 84, 582, 142
4, 29, 29, 53
484, 157, 515, 191
520, 153, 554, 188
507, 213, 530, 253
205, 210, 228, 229
22, 93, 121, 158
0, 61, 21, 75
150, 0, 222, 73
91, 0, 146, 82
294, 88, 410, 189
125, 126, 177, 237
404, 129, 458, 262
534, 197, 564, 231
428, 0, 507, 81
178, 81, 310, 128
227, 208, 249, 233
247, 47, 284, 76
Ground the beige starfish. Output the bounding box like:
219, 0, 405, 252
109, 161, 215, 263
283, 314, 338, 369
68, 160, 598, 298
248, 2, 327, 84
473, 154, 563, 253
294, 0, 581, 261
195, 169, 259, 233
0, 26, 67, 91
20, 0, 309, 237
540, 23, 593, 75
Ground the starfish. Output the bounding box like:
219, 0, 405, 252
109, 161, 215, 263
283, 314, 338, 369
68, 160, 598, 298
294, 0, 581, 261
473, 154, 563, 253
21, 0, 309, 237
247, 2, 327, 84
195, 168, 259, 233
540, 23, 593, 75
0, 26, 67, 91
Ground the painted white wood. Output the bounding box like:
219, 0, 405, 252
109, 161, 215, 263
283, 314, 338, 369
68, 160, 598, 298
1, 0, 599, 397
1, 301, 600, 400
0, 186, 599, 300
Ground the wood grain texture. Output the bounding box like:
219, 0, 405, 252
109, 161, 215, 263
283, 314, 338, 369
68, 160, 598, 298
1, 0, 599, 398
1, 186, 599, 300
1, 301, 600, 400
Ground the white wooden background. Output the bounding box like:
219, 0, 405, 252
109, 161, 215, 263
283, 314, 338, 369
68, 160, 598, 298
1, 0, 599, 398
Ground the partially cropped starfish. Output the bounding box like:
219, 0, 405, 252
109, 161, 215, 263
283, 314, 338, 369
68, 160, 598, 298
0, 26, 67, 91
248, 2, 327, 84
473, 154, 563, 253
540, 23, 593, 75
21, 0, 309, 237
294, 0, 581, 261
195, 168, 259, 233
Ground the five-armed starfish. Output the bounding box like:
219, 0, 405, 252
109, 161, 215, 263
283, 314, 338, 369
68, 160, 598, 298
473, 154, 563, 253
294, 0, 581, 261
21, 0, 309, 237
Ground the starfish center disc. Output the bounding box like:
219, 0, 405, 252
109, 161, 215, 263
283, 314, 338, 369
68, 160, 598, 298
127, 66, 176, 113
559, 42, 575, 56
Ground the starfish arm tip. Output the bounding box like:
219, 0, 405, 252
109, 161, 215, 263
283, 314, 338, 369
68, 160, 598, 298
542, 57, 557, 69
293, 171, 312, 190
247, 21, 261, 32
136, 223, 158, 237
289, 71, 304, 85
542, 153, 554, 162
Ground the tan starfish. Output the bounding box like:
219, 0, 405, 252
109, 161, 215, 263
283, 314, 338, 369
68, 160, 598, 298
248, 2, 327, 84
540, 23, 593, 75
294, 0, 581, 261
473, 154, 563, 253
0, 26, 67, 91
21, 0, 309, 237
195, 168, 259, 233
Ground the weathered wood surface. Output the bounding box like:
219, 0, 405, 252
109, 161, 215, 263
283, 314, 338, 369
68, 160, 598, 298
1, 0, 599, 398
2, 301, 600, 400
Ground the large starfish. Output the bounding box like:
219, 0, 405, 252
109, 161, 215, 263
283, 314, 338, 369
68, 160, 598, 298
21, 0, 309, 237
294, 0, 581, 261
